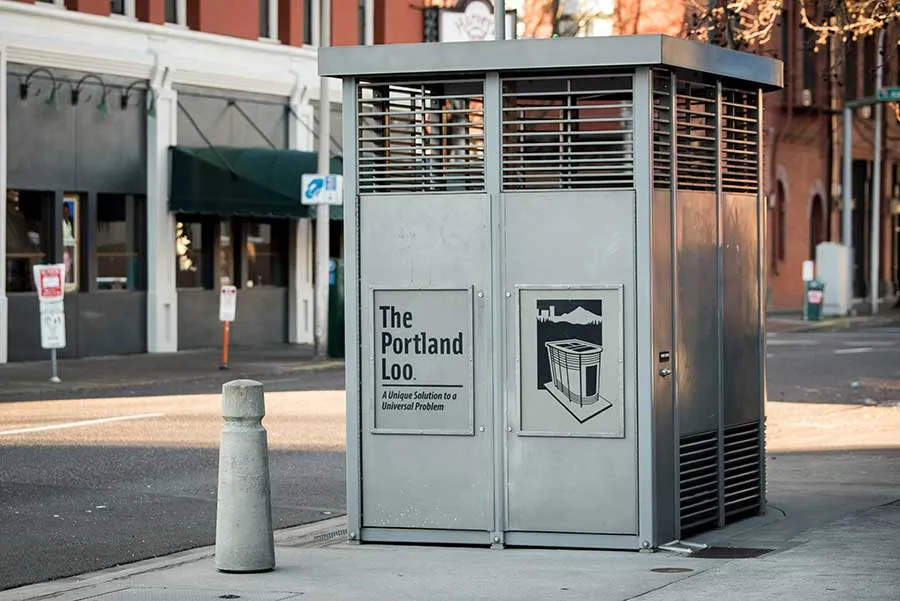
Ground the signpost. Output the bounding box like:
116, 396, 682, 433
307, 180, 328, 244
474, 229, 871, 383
32, 264, 66, 382
876, 87, 900, 101
219, 285, 237, 370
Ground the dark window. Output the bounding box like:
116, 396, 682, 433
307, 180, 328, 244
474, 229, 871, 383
303, 0, 314, 44
242, 221, 286, 287
845, 40, 858, 100
5, 190, 52, 293
359, 0, 365, 44
802, 27, 816, 97
165, 0, 178, 23
175, 219, 210, 288
111, 0, 125, 15
259, 0, 270, 37
863, 35, 876, 97
96, 194, 145, 291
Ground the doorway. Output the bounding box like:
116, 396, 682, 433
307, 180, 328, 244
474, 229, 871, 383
809, 194, 825, 260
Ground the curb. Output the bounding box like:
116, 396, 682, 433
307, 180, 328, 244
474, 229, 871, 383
786, 314, 900, 333
0, 360, 345, 401
0, 517, 349, 601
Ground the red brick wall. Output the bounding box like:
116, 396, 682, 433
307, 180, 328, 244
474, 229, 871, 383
137, 0, 165, 24
375, 0, 424, 44
188, 0, 258, 40
331, 0, 359, 46
279, 0, 302, 46
65, 0, 109, 16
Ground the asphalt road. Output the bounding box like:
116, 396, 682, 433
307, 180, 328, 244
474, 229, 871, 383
767, 325, 900, 405
1, 325, 898, 591
0, 367, 347, 592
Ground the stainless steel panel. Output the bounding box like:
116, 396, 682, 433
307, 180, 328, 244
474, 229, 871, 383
358, 193, 492, 531
651, 188, 676, 543
318, 35, 783, 91
722, 193, 762, 426
674, 191, 719, 436
504, 532, 641, 550
504, 190, 638, 536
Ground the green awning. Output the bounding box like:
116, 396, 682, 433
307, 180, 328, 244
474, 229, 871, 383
169, 146, 344, 219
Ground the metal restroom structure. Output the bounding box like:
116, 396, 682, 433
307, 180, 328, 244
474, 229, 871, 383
319, 34, 782, 551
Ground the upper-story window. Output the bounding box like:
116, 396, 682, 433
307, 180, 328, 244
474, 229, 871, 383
110, 0, 135, 18
259, 0, 279, 40
303, 0, 314, 44
165, 0, 187, 25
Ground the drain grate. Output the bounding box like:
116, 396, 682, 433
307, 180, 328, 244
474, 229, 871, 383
689, 546, 773, 559
651, 567, 694, 574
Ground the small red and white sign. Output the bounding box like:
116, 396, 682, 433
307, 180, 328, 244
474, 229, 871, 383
219, 285, 237, 322
33, 264, 65, 301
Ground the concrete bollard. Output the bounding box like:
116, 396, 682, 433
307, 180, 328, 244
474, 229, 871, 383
215, 379, 275, 573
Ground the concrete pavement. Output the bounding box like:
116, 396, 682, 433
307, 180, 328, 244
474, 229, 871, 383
0, 344, 343, 401
2, 399, 898, 601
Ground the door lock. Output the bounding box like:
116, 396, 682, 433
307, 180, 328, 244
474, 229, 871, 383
658, 368, 672, 377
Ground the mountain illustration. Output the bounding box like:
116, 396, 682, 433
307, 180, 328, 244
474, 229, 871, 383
537, 305, 602, 325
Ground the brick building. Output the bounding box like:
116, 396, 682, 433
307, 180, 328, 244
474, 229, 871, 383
505, 0, 900, 312
0, 0, 445, 364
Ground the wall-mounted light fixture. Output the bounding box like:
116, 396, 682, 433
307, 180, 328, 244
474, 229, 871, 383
121, 80, 157, 118
19, 67, 60, 109
70, 73, 110, 114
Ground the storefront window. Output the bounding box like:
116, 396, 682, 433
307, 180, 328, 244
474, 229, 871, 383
219, 219, 235, 288
176, 219, 207, 288
96, 194, 145, 290
6, 190, 52, 293
244, 221, 286, 287
62, 193, 80, 292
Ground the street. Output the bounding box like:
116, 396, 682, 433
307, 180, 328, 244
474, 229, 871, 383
0, 325, 899, 591
0, 367, 347, 591
767, 326, 900, 405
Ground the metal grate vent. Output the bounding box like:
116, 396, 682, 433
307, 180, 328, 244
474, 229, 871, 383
721, 86, 760, 193
723, 421, 763, 521
501, 73, 634, 190
679, 430, 720, 534
357, 78, 485, 194
652, 70, 672, 188
675, 78, 717, 192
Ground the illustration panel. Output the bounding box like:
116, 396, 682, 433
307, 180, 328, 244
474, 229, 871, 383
519, 286, 625, 437
372, 287, 474, 435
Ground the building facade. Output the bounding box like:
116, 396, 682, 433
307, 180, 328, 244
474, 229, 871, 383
0, 0, 442, 363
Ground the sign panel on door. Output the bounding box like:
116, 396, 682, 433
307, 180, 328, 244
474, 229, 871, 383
518, 286, 625, 438
372, 287, 474, 435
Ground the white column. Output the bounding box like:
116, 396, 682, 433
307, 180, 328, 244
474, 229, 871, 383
146, 84, 179, 353
0, 45, 8, 364
288, 96, 316, 345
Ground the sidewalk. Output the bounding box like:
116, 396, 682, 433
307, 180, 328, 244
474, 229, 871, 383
0, 344, 343, 400
1, 399, 898, 601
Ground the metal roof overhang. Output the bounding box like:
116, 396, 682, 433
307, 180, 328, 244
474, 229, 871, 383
318, 34, 783, 92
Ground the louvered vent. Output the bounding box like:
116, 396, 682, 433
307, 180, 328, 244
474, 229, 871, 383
721, 86, 760, 193
675, 78, 717, 192
723, 421, 763, 521
652, 70, 672, 188
501, 73, 634, 190
356, 78, 485, 194
679, 430, 720, 535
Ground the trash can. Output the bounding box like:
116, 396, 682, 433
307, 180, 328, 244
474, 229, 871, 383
327, 258, 345, 359
804, 279, 825, 321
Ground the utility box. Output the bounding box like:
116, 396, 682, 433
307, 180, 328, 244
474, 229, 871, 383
816, 242, 852, 316
319, 34, 782, 551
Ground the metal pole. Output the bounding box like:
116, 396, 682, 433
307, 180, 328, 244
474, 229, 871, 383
842, 104, 853, 304
50, 348, 60, 383
869, 28, 885, 314
315, 0, 331, 359
495, 0, 505, 40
